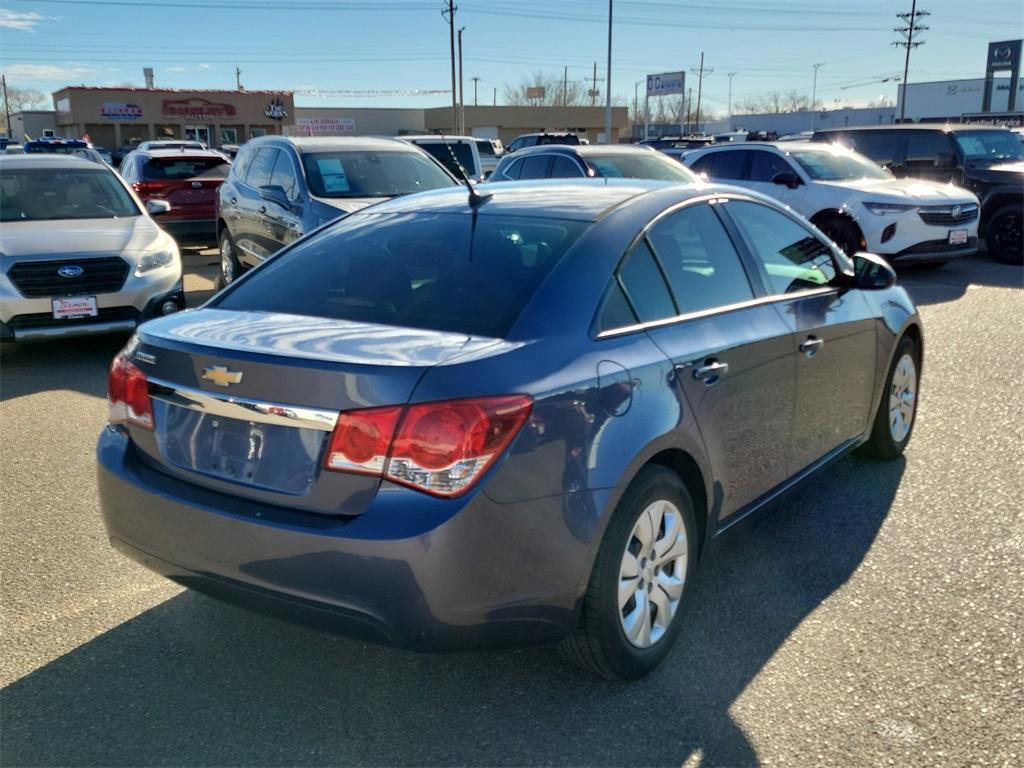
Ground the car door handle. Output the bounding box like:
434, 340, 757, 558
691, 360, 729, 381
258, 205, 267, 214
799, 336, 825, 357
229, 197, 237, 205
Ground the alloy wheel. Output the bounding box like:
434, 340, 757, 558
888, 353, 917, 443
220, 236, 236, 284
618, 499, 689, 648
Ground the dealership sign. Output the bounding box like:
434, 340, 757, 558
296, 117, 355, 135
101, 102, 143, 120
265, 97, 288, 120
162, 98, 237, 120
647, 72, 685, 96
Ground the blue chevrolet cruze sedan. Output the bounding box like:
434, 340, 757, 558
98, 179, 922, 679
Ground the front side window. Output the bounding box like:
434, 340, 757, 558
301, 150, 455, 198
0, 168, 140, 222
748, 150, 794, 182
789, 148, 890, 181
586, 153, 699, 182
215, 212, 587, 338
647, 203, 755, 314
726, 201, 836, 294
708, 150, 749, 180
904, 131, 955, 163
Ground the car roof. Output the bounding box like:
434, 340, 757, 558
138, 148, 230, 159
687, 140, 828, 154
400, 135, 475, 142
255, 136, 418, 153
815, 123, 1010, 133
503, 144, 659, 159
359, 178, 705, 221
0, 154, 107, 170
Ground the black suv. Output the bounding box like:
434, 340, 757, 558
506, 132, 582, 153
812, 125, 1023, 264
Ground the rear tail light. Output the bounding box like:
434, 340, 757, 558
107, 352, 154, 430
132, 181, 166, 196
324, 395, 532, 498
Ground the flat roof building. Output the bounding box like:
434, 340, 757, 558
51, 86, 295, 150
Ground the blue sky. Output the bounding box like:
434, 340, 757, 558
1, 0, 1021, 114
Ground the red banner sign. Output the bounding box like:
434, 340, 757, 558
161, 98, 237, 119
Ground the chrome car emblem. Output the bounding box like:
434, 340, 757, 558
191, 180, 202, 188
950, 205, 962, 220
58, 265, 84, 278
135, 351, 157, 365
202, 365, 244, 387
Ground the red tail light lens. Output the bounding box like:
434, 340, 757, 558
324, 406, 403, 475
107, 352, 154, 429
323, 395, 533, 498
132, 181, 166, 196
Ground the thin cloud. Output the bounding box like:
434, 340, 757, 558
3, 63, 96, 81
0, 9, 47, 30
198, 63, 212, 70
167, 66, 187, 73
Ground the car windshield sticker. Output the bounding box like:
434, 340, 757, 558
590, 159, 624, 178
956, 136, 987, 156
317, 158, 351, 193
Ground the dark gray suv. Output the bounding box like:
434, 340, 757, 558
216, 136, 458, 285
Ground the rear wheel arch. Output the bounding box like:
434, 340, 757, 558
645, 449, 710, 558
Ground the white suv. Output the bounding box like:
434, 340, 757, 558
1, 155, 184, 342
683, 141, 980, 266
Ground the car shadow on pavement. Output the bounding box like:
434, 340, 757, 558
1, 454, 904, 767
0, 335, 126, 402
896, 252, 1022, 306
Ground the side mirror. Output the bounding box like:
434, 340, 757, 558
772, 171, 802, 189
852, 252, 896, 290
259, 184, 291, 208
146, 199, 171, 216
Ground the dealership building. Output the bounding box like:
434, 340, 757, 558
48, 87, 295, 149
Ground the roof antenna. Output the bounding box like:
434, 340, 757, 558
438, 130, 491, 209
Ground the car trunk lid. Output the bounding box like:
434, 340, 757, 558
126, 308, 492, 515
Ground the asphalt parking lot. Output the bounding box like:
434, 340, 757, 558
1, 251, 1021, 767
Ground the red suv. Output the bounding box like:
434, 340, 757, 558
119, 148, 230, 244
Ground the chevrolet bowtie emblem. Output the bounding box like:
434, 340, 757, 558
202, 365, 243, 387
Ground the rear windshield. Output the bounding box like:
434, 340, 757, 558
143, 156, 229, 180
476, 140, 496, 157
1, 167, 139, 222
538, 135, 580, 145
414, 142, 476, 177
586, 153, 699, 182
23, 142, 87, 154
215, 212, 587, 337
302, 150, 456, 198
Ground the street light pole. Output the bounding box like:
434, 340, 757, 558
458, 26, 465, 135
604, 0, 613, 144
443, 1, 457, 133
727, 71, 737, 129
811, 62, 824, 130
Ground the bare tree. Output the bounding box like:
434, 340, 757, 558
502, 71, 588, 107
1, 85, 49, 122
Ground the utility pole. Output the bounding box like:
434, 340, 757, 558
563, 65, 568, 106
604, 0, 613, 144
686, 87, 693, 133
633, 81, 639, 133
493, 87, 497, 107
727, 72, 737, 129
442, 1, 457, 133
810, 63, 824, 130
235, 66, 244, 90
690, 52, 712, 134
591, 62, 598, 107
1, 74, 12, 138
471, 76, 480, 106
457, 26, 465, 134
894, 0, 929, 122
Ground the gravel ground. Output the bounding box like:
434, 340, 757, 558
1, 250, 1021, 767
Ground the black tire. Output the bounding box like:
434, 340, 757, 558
559, 465, 698, 680
859, 334, 921, 460
984, 204, 1023, 265
816, 215, 863, 256
217, 229, 241, 289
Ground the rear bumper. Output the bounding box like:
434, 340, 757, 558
96, 427, 594, 650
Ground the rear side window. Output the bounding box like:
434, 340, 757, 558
726, 201, 836, 294
616, 241, 677, 323
476, 140, 496, 157
231, 144, 256, 181
708, 150, 748, 180
269, 152, 299, 200
647, 203, 754, 314
517, 155, 553, 179
905, 131, 954, 163
215, 212, 587, 338
142, 156, 228, 181
415, 141, 475, 177
549, 155, 584, 178
837, 131, 899, 166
